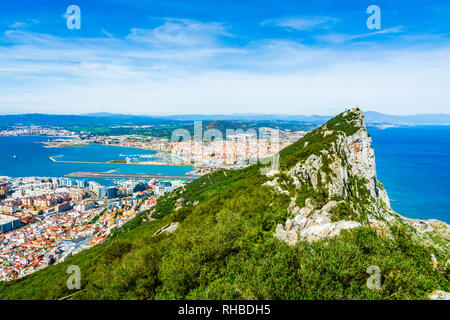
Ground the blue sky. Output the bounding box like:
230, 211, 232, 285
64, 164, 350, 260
1, 0, 450, 115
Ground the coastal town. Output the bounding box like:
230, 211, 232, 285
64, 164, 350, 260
0, 124, 307, 281
0, 175, 187, 281
0, 126, 77, 138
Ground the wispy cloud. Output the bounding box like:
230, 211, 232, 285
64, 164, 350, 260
9, 22, 27, 29
0, 19, 242, 86
101, 29, 116, 40
8, 19, 39, 30
127, 18, 232, 47
262, 16, 338, 31
316, 26, 405, 44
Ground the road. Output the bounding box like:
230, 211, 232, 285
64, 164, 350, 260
64, 171, 202, 180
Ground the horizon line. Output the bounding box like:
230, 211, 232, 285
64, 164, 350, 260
1, 110, 450, 117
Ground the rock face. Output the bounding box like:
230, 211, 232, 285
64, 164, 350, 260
275, 199, 362, 244
263, 177, 289, 195
274, 108, 394, 245
287, 109, 390, 214
429, 290, 450, 300
153, 222, 179, 236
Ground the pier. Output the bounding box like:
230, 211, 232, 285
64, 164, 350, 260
49, 156, 106, 164
64, 172, 202, 180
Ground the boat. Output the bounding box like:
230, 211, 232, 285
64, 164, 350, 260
13, 155, 17, 160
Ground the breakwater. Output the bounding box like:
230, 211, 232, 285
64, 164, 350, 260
65, 172, 202, 180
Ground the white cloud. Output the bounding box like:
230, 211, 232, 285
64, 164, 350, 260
101, 29, 115, 40
9, 22, 27, 29
262, 16, 338, 31
8, 19, 39, 30
316, 26, 405, 44
127, 18, 232, 47
0, 19, 449, 115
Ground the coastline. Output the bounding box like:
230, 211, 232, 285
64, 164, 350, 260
392, 210, 449, 238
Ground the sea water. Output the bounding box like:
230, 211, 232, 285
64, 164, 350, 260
0, 136, 192, 178
369, 126, 450, 223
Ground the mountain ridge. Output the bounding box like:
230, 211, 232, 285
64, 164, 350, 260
0, 108, 448, 300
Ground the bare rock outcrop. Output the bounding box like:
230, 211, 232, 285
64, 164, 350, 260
275, 199, 362, 244
153, 222, 179, 236
273, 108, 393, 245
429, 290, 450, 300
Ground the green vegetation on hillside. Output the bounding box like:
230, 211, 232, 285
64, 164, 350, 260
70, 120, 317, 139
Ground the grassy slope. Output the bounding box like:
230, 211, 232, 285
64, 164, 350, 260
0, 110, 448, 300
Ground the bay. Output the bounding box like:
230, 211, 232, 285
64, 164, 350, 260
0, 136, 192, 178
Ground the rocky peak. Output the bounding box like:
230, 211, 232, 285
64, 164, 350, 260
273, 108, 394, 245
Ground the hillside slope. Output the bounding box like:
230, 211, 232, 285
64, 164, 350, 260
0, 108, 448, 300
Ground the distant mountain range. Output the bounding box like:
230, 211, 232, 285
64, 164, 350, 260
364, 111, 450, 125
1, 111, 449, 128
0, 113, 182, 127
83, 111, 450, 125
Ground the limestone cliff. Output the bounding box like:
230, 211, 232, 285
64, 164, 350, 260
272, 108, 398, 245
